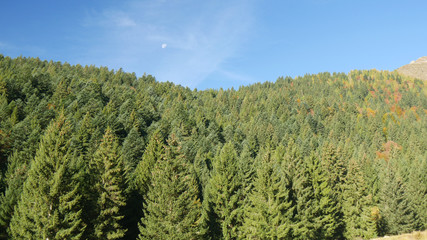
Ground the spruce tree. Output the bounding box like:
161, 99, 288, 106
9, 113, 85, 240
121, 126, 145, 174
241, 150, 294, 239
91, 127, 127, 239
236, 143, 257, 225
205, 142, 242, 240
0, 152, 29, 239
311, 153, 341, 240
238, 143, 256, 200
69, 112, 97, 236
0, 117, 42, 239
291, 154, 317, 240
342, 158, 377, 239
71, 112, 94, 158
404, 152, 427, 230
121, 127, 146, 240
132, 131, 164, 196
379, 164, 417, 235
293, 153, 340, 240
320, 142, 346, 239
138, 134, 203, 240
282, 139, 316, 240
126, 130, 164, 240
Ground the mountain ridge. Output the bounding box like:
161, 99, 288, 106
396, 56, 427, 81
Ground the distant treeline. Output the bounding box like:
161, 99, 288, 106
0, 55, 426, 239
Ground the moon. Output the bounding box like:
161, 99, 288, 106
161, 43, 167, 49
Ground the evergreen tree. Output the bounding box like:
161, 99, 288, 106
9, 113, 85, 239
378, 163, 417, 235
239, 143, 257, 197
91, 127, 127, 239
71, 112, 95, 158
241, 150, 294, 239
410, 154, 427, 230
293, 153, 341, 240
320, 142, 346, 239
138, 134, 203, 240
0, 152, 29, 239
205, 142, 242, 240
132, 131, 164, 196
70, 112, 99, 240
121, 126, 146, 240
0, 117, 42, 239
121, 126, 145, 174
237, 143, 256, 216
342, 158, 377, 239
127, 130, 164, 240
291, 153, 317, 240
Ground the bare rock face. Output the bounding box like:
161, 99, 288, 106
397, 57, 427, 80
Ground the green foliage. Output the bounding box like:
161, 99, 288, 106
9, 113, 85, 239
138, 135, 203, 240
0, 152, 29, 239
91, 127, 127, 239
378, 164, 418, 235
132, 131, 164, 196
342, 158, 377, 239
121, 126, 145, 174
241, 150, 294, 239
293, 153, 342, 240
1, 56, 426, 239
205, 142, 243, 240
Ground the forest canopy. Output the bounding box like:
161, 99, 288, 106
0, 55, 426, 239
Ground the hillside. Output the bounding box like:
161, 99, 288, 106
371, 230, 427, 240
397, 56, 427, 81
0, 55, 426, 239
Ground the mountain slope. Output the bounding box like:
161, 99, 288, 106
397, 56, 427, 81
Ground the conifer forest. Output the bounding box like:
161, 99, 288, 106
0, 55, 426, 239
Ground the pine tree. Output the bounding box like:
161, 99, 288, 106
121, 126, 146, 240
129, 131, 165, 239
0, 152, 29, 239
241, 150, 294, 239
320, 142, 346, 239
342, 158, 377, 239
239, 143, 257, 196
293, 153, 340, 240
310, 152, 342, 240
132, 131, 164, 196
378, 164, 417, 235
71, 112, 95, 158
121, 126, 145, 174
291, 153, 317, 240
237, 143, 256, 215
0, 117, 42, 239
138, 134, 203, 240
205, 142, 242, 240
91, 127, 127, 239
281, 139, 315, 240
9, 113, 85, 239
412, 154, 427, 230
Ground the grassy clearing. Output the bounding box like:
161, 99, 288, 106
371, 231, 427, 240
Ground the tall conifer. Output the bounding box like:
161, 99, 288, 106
205, 142, 242, 239
241, 150, 294, 239
9, 113, 85, 239
138, 135, 203, 240
342, 158, 377, 239
91, 127, 127, 239
132, 131, 164, 196
379, 164, 417, 235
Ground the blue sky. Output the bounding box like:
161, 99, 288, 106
1, 0, 426, 90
